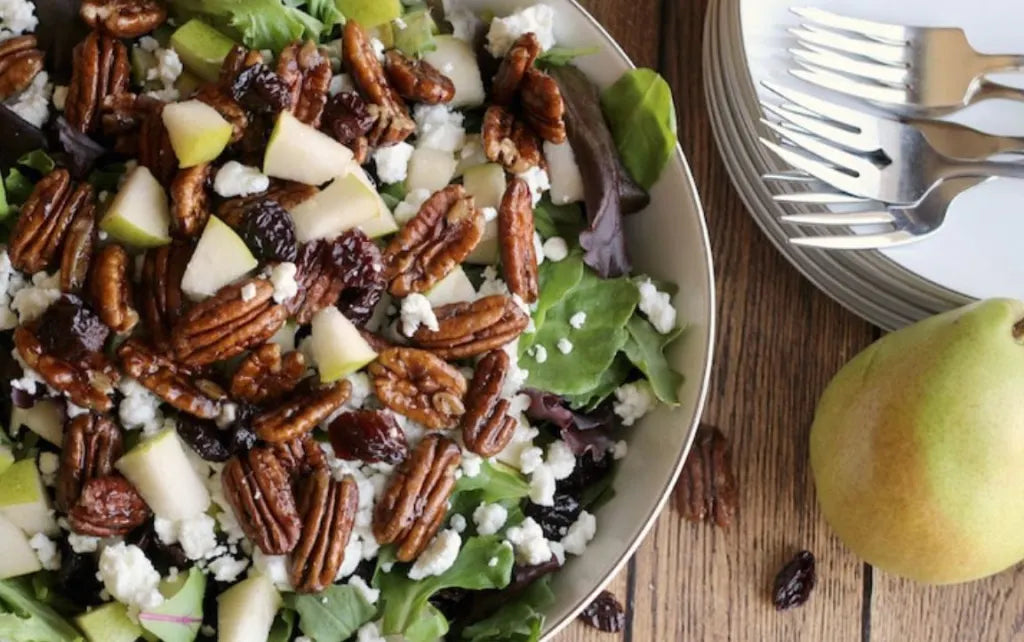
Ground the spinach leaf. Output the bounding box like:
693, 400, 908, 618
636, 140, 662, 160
533, 197, 585, 241
0, 578, 84, 642
622, 317, 685, 405
537, 46, 600, 68
461, 577, 554, 642
562, 354, 632, 410
601, 68, 677, 190
449, 461, 530, 516
267, 608, 296, 642
285, 584, 376, 642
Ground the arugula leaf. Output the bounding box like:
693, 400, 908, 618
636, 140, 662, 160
267, 608, 296, 642
449, 461, 530, 516
622, 317, 685, 405
538, 46, 600, 68
0, 578, 84, 642
600, 68, 677, 190
533, 197, 585, 241
16, 150, 55, 175
171, 0, 313, 52
461, 577, 555, 642
285, 584, 376, 642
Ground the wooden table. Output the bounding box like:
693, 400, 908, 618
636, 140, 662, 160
560, 2, 1024, 640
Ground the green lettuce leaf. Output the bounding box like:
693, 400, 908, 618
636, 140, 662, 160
449, 460, 531, 518
16, 150, 55, 175
170, 0, 316, 52
0, 578, 84, 642
600, 68, 677, 189
537, 46, 600, 68
562, 354, 632, 410
285, 584, 376, 642
533, 197, 585, 241
526, 250, 585, 337
267, 608, 296, 642
622, 316, 685, 405
0, 172, 10, 220
461, 577, 555, 642
4, 168, 34, 205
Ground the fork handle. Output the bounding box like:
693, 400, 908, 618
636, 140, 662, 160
968, 77, 1024, 106
980, 54, 1024, 74
937, 157, 1024, 182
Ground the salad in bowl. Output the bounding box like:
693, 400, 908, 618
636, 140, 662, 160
0, 0, 691, 640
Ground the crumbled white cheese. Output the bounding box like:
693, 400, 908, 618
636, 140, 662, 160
400, 293, 439, 337
449, 513, 467, 533
533, 232, 545, 266
251, 550, 293, 591
528, 463, 556, 506
546, 440, 576, 481
613, 380, 657, 427
269, 262, 299, 303
505, 517, 552, 565
97, 543, 164, 610
0, 0, 38, 41
408, 529, 461, 580
500, 339, 529, 399
486, 4, 557, 57
519, 446, 544, 475
207, 555, 249, 583
68, 533, 100, 554
569, 311, 587, 329
373, 142, 415, 185
542, 237, 569, 262
477, 266, 510, 299
52, 85, 68, 111
11, 270, 60, 324
346, 575, 380, 606
357, 621, 388, 642
637, 279, 677, 334
561, 510, 596, 556
517, 166, 551, 207
393, 187, 432, 224
0, 251, 26, 330
443, 0, 483, 42
117, 378, 164, 435
612, 440, 629, 460
413, 104, 466, 152
8, 69, 50, 127
370, 38, 386, 62
531, 345, 548, 363
240, 282, 258, 302
460, 451, 482, 478
473, 502, 508, 536
143, 46, 183, 102
328, 73, 355, 96
29, 533, 60, 570
138, 36, 160, 53
177, 513, 219, 560
214, 161, 269, 198
556, 338, 573, 354
38, 452, 58, 486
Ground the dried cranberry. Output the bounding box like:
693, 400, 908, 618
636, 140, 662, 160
36, 295, 109, 362
321, 92, 375, 144
579, 591, 626, 632
55, 539, 105, 607
127, 520, 189, 575
295, 229, 386, 325
231, 64, 292, 114
239, 199, 298, 263
525, 491, 581, 540
328, 410, 408, 464
773, 550, 816, 610
176, 412, 256, 463
559, 451, 613, 494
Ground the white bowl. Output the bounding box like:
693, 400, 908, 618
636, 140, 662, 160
458, 1, 716, 637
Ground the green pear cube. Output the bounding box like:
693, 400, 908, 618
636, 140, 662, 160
544, 140, 585, 205
291, 167, 396, 242
0, 513, 42, 579
0, 459, 57, 535
162, 100, 233, 168
218, 575, 281, 642
423, 36, 485, 108
406, 147, 457, 193
394, 9, 438, 56
263, 111, 354, 185
75, 602, 143, 642
116, 429, 210, 521
425, 267, 475, 307
0, 446, 13, 476
180, 216, 258, 300
138, 568, 206, 642
100, 166, 172, 248
465, 219, 499, 265
336, 0, 402, 28
9, 398, 63, 446
462, 163, 507, 210
170, 19, 237, 83
310, 307, 378, 383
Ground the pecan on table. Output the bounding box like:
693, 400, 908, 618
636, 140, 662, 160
384, 50, 455, 105
498, 177, 539, 304
172, 278, 287, 367
217, 180, 317, 227
139, 242, 191, 352
68, 475, 150, 536
9, 170, 94, 274
373, 434, 461, 562
411, 295, 530, 361
461, 350, 517, 457
521, 68, 567, 144
369, 347, 467, 430
273, 433, 327, 481
342, 20, 415, 147
119, 339, 226, 419
482, 105, 543, 174
383, 185, 484, 297
321, 92, 375, 163
288, 230, 385, 325
56, 413, 123, 512
66, 30, 130, 133
677, 424, 737, 529
0, 35, 45, 101
170, 163, 212, 238
59, 202, 96, 293
89, 244, 139, 334
80, 0, 166, 38
277, 40, 331, 126
230, 343, 306, 404
491, 33, 541, 106
291, 470, 359, 593
222, 447, 302, 555
14, 325, 119, 411
252, 379, 351, 444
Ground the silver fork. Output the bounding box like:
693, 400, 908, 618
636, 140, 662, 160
789, 7, 1024, 113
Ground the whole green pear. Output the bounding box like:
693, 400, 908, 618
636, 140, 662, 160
811, 298, 1024, 584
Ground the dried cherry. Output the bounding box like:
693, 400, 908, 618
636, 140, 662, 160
579, 590, 626, 632
322, 92, 375, 144
525, 491, 581, 540
177, 413, 256, 463
231, 64, 292, 114
127, 519, 189, 575
773, 550, 816, 610
55, 539, 105, 607
36, 295, 109, 362
328, 409, 408, 464
332, 229, 386, 324
239, 199, 298, 263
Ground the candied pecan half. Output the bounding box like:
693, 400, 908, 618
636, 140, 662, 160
14, 325, 119, 411
369, 347, 466, 430
66, 30, 130, 133
217, 180, 317, 227
482, 105, 543, 173
521, 68, 567, 144
343, 21, 415, 146
288, 230, 385, 325
384, 50, 455, 105
137, 102, 178, 187
170, 163, 212, 238
172, 279, 287, 367
291, 470, 359, 593
412, 295, 530, 360
321, 92, 375, 162
80, 0, 166, 38
219, 45, 265, 87
461, 350, 517, 457
677, 424, 737, 529
59, 203, 96, 293
230, 343, 306, 404
0, 35, 45, 101
277, 40, 331, 126
383, 185, 484, 297
273, 433, 327, 480
56, 413, 123, 512
252, 380, 351, 443
328, 410, 408, 465
9, 170, 93, 274
492, 33, 541, 106
498, 177, 539, 304
373, 434, 461, 562
119, 339, 227, 419
223, 447, 302, 555
68, 475, 150, 536
89, 244, 139, 334
139, 243, 191, 351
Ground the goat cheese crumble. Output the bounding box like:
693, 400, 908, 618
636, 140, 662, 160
556, 338, 573, 354
269, 262, 299, 303
0, 0, 37, 41
473, 502, 508, 536
214, 161, 270, 198
505, 517, 552, 565
357, 621, 388, 642
486, 4, 557, 58
569, 311, 587, 329
207, 555, 249, 583
449, 513, 467, 533
637, 279, 677, 334
68, 533, 99, 554
118, 378, 165, 435
348, 575, 380, 605
443, 0, 483, 42
9, 71, 51, 128
542, 237, 569, 262
517, 166, 551, 206
240, 282, 258, 302
328, 73, 355, 96
561, 511, 597, 556
373, 142, 415, 184
408, 529, 461, 580
11, 270, 60, 324
97, 543, 165, 610
29, 533, 60, 570
414, 104, 466, 152
155, 513, 219, 561
400, 293, 439, 337
613, 380, 657, 427
393, 187, 432, 224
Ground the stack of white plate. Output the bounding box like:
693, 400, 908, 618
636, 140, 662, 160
705, 0, 1024, 330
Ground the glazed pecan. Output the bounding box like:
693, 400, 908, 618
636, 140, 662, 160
412, 295, 530, 360
9, 170, 93, 273
383, 185, 484, 297
0, 35, 45, 101
482, 105, 543, 173
172, 279, 287, 367
119, 339, 227, 419
223, 447, 302, 555
230, 343, 306, 404
56, 413, 123, 512
288, 230, 385, 325
461, 350, 517, 457
342, 21, 415, 146
384, 50, 455, 105
217, 180, 317, 227
273, 433, 327, 480
218, 45, 265, 87
80, 0, 166, 38
170, 163, 212, 238
369, 347, 466, 430
492, 33, 540, 106
137, 102, 177, 187
66, 30, 130, 133
321, 92, 375, 162
498, 177, 539, 304
291, 470, 359, 593
373, 434, 461, 562
277, 40, 331, 126
89, 244, 139, 334
252, 380, 351, 443
68, 475, 150, 536
14, 325, 119, 411
677, 424, 737, 529
59, 203, 96, 293
521, 68, 567, 144
194, 83, 248, 143
139, 243, 191, 351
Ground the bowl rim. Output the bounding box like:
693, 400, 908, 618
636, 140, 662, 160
540, 1, 717, 638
